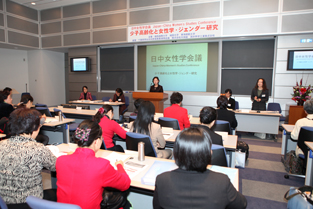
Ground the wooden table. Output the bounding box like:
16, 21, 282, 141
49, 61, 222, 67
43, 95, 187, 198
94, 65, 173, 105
281, 124, 295, 157
41, 117, 75, 143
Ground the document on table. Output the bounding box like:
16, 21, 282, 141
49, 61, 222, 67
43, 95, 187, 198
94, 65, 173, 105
104, 152, 147, 178
209, 165, 237, 187
44, 117, 58, 123
141, 161, 178, 186
162, 133, 174, 140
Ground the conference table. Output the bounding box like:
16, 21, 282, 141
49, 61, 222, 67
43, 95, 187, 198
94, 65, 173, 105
41, 117, 75, 144
49, 107, 96, 120
56, 143, 239, 209
165, 130, 238, 167
281, 124, 296, 157
69, 100, 124, 120
190, 110, 282, 135
304, 142, 313, 186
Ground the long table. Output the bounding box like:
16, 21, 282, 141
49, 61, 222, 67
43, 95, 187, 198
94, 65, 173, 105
56, 143, 239, 209
49, 107, 96, 120
69, 100, 124, 120
281, 124, 296, 157
41, 117, 75, 143
190, 110, 281, 134
304, 142, 313, 186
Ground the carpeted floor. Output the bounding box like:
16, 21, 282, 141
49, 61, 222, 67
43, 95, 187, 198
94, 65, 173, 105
238, 132, 304, 209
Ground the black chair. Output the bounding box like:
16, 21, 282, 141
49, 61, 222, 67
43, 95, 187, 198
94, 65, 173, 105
102, 97, 110, 101
267, 102, 286, 122
91, 95, 97, 100
211, 120, 231, 134
211, 144, 228, 167
158, 117, 180, 130
298, 126, 313, 166
126, 132, 157, 157
35, 103, 48, 108
35, 107, 52, 117
235, 101, 239, 110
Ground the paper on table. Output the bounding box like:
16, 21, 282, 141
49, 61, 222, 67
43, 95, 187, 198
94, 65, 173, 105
209, 165, 237, 187
215, 131, 228, 141
162, 127, 173, 134
45, 118, 58, 123
105, 152, 131, 169
163, 133, 174, 140
46, 145, 67, 157
141, 161, 178, 186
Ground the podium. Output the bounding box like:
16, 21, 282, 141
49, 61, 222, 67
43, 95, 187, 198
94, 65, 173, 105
132, 92, 168, 113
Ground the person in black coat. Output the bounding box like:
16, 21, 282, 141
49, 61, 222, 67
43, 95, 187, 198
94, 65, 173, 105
216, 96, 238, 129
194, 106, 223, 146
0, 91, 14, 119
251, 78, 269, 111
149, 76, 163, 92
225, 89, 236, 110
153, 127, 247, 209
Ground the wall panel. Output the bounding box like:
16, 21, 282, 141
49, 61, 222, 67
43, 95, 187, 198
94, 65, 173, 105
63, 18, 90, 32
93, 13, 126, 29
6, 0, 37, 21
92, 0, 126, 13
8, 31, 39, 47
0, 13, 3, 26
224, 0, 278, 16
42, 36, 62, 48
7, 15, 38, 34
173, 2, 220, 20
41, 8, 61, 21
282, 13, 313, 33
64, 32, 90, 46
41, 22, 61, 34
0, 29, 4, 42
63, 3, 90, 18
283, 0, 313, 12
93, 28, 127, 44
130, 7, 169, 25
130, 0, 169, 8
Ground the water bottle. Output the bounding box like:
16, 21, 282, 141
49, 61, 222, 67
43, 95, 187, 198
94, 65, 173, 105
138, 142, 145, 161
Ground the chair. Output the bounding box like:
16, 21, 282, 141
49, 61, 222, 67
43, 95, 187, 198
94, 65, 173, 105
54, 108, 79, 132
298, 126, 313, 166
100, 140, 107, 150
158, 117, 180, 130
91, 95, 97, 100
235, 101, 239, 110
121, 96, 130, 115
35, 103, 48, 108
0, 194, 8, 209
211, 120, 231, 134
211, 144, 228, 167
21, 92, 30, 99
125, 132, 157, 157
35, 107, 52, 117
129, 115, 137, 122
267, 102, 286, 122
102, 97, 111, 102
26, 196, 82, 209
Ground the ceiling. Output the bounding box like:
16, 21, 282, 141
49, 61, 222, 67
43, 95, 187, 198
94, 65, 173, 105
11, 0, 96, 10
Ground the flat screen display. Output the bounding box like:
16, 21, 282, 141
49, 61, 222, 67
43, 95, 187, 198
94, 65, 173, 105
70, 57, 90, 72
287, 50, 313, 70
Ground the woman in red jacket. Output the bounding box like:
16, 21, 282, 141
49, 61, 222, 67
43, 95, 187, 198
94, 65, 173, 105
79, 86, 93, 100
56, 120, 131, 209
94, 105, 126, 152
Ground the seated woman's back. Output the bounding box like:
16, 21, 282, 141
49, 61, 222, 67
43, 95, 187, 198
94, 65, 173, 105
153, 128, 246, 209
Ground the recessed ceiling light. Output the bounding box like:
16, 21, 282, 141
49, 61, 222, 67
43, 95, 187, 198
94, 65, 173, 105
31, 2, 36, 5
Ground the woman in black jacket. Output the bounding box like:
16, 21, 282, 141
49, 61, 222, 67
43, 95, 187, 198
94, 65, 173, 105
251, 78, 269, 111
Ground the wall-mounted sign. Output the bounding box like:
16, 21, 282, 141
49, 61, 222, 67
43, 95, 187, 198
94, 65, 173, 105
128, 19, 221, 42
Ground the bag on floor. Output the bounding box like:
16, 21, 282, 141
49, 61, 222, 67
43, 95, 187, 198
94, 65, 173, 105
235, 150, 246, 168
236, 141, 249, 161
284, 186, 313, 209
284, 151, 304, 175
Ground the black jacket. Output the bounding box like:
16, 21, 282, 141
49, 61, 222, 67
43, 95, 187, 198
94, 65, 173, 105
217, 109, 238, 129
251, 88, 269, 110
153, 168, 247, 209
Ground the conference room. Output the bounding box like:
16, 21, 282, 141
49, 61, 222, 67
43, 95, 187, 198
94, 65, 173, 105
1, 0, 313, 208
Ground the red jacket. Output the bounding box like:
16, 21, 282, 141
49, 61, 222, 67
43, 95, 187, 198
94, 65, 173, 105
99, 116, 126, 148
56, 148, 130, 209
79, 92, 93, 100
164, 104, 190, 130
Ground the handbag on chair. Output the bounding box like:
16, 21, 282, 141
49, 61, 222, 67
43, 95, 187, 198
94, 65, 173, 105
284, 186, 313, 209
100, 188, 130, 209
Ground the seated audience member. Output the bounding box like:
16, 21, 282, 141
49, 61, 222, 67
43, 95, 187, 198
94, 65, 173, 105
216, 96, 238, 129
291, 99, 313, 156
164, 92, 190, 130
0, 108, 56, 209
17, 94, 49, 145
79, 86, 93, 100
0, 90, 14, 119
3, 87, 12, 96
129, 101, 172, 159
153, 127, 247, 209
225, 89, 236, 110
94, 105, 126, 152
130, 98, 144, 116
109, 88, 127, 117
56, 120, 131, 209
196, 106, 223, 146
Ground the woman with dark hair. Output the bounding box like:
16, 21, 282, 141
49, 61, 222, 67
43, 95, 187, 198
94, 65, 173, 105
0, 108, 56, 209
197, 106, 223, 145
153, 127, 247, 209
109, 88, 127, 117
129, 101, 172, 159
18, 94, 34, 109
0, 90, 14, 119
79, 86, 93, 100
94, 104, 126, 152
216, 96, 238, 129
130, 98, 144, 116
251, 78, 269, 110
225, 89, 236, 110
149, 76, 163, 92
164, 92, 190, 130
56, 119, 131, 209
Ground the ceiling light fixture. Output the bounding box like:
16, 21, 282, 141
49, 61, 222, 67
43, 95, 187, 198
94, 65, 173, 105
31, 2, 36, 5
